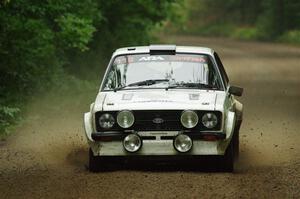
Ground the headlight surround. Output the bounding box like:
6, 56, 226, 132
180, 110, 198, 128
117, 110, 135, 128
123, 134, 142, 152
99, 113, 115, 129
202, 112, 218, 129
173, 134, 193, 153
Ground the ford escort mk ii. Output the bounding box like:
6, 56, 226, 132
84, 45, 243, 172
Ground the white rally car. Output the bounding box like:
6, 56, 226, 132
84, 45, 243, 172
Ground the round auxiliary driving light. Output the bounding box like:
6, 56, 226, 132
123, 134, 142, 153
181, 110, 198, 128
202, 113, 218, 129
117, 110, 135, 128
173, 134, 193, 153
99, 113, 115, 129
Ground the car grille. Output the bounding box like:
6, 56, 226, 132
133, 110, 182, 131
95, 110, 222, 132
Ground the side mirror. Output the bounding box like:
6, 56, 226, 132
229, 86, 243, 97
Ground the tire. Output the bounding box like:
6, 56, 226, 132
223, 139, 235, 172
89, 148, 107, 172
233, 127, 240, 160
223, 120, 241, 172
233, 120, 241, 159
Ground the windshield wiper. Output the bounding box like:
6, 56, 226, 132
128, 79, 169, 87
114, 79, 169, 92
166, 82, 218, 90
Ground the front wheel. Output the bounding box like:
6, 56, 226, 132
89, 148, 99, 172
89, 148, 109, 172
233, 121, 241, 159
223, 139, 235, 172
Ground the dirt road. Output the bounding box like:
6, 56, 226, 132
1, 36, 300, 198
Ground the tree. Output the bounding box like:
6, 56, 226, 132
0, 0, 182, 134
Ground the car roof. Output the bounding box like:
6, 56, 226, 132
113, 45, 215, 57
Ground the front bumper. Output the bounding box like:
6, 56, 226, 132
89, 131, 229, 156
84, 111, 236, 156
91, 131, 226, 141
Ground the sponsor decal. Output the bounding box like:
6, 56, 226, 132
114, 56, 134, 65
170, 56, 207, 63
139, 56, 164, 61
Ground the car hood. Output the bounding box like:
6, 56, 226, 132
93, 90, 226, 112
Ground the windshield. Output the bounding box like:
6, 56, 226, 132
102, 53, 223, 91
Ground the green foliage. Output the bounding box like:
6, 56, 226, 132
0, 0, 100, 95
0, 106, 20, 136
95, 0, 181, 50
278, 30, 300, 44
191, 23, 235, 37
184, 0, 263, 27
68, 0, 183, 79
55, 14, 96, 52
0, 0, 183, 135
256, 0, 300, 40
181, 0, 300, 43
232, 27, 259, 40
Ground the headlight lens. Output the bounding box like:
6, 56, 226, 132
202, 113, 218, 129
117, 110, 134, 128
123, 134, 142, 152
99, 113, 115, 129
173, 134, 193, 152
180, 110, 198, 128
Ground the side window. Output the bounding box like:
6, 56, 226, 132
214, 52, 229, 87
104, 69, 116, 90
104, 64, 126, 90
207, 58, 222, 89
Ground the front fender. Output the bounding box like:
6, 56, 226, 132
225, 111, 236, 139
218, 111, 236, 154
84, 112, 94, 142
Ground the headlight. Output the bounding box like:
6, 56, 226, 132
202, 113, 218, 129
180, 110, 198, 128
99, 113, 115, 129
173, 134, 193, 153
117, 110, 134, 128
123, 134, 142, 152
